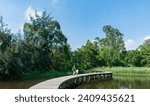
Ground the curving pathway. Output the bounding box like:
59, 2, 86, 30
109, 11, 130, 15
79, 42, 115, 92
29, 71, 112, 89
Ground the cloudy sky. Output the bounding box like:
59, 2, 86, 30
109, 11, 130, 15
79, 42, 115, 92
0, 0, 150, 50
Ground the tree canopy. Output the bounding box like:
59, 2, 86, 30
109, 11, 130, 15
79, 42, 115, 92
0, 11, 150, 80
0, 11, 71, 80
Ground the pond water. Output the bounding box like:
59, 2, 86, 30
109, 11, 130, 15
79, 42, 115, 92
0, 79, 45, 89
77, 76, 150, 89
0, 76, 150, 89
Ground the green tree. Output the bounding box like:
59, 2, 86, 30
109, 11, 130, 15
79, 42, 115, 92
52, 44, 72, 70
98, 46, 114, 66
101, 25, 125, 53
139, 39, 150, 66
0, 10, 72, 80
125, 50, 143, 67
23, 10, 70, 71
0, 16, 12, 53
0, 17, 22, 80
72, 40, 99, 70
98, 25, 126, 66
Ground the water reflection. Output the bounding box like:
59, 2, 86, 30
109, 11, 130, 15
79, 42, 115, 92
0, 76, 150, 89
77, 76, 150, 89
0, 80, 44, 89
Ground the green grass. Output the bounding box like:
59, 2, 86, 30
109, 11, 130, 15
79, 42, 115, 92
87, 67, 150, 77
22, 70, 72, 80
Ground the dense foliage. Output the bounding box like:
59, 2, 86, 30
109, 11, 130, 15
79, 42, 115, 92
0, 11, 150, 80
0, 11, 71, 80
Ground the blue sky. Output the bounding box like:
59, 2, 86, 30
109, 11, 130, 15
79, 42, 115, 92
1, 0, 150, 50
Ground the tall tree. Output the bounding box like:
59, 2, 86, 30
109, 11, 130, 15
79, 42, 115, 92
0, 16, 12, 53
100, 25, 125, 53
98, 25, 126, 66
23, 10, 70, 71
0, 16, 22, 79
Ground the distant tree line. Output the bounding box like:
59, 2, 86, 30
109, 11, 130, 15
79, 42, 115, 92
0, 11, 150, 80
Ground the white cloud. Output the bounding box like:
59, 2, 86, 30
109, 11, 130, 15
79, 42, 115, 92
125, 39, 138, 50
25, 6, 42, 21
144, 35, 150, 40
91, 40, 97, 43
25, 6, 34, 21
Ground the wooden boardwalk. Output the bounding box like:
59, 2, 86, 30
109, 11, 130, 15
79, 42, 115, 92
29, 71, 112, 89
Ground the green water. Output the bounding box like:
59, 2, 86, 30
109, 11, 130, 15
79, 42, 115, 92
0, 80, 44, 89
0, 75, 150, 89
77, 76, 150, 89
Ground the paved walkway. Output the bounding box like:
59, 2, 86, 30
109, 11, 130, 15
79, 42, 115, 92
29, 71, 112, 89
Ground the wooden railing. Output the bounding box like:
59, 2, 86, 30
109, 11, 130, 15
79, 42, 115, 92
58, 72, 112, 89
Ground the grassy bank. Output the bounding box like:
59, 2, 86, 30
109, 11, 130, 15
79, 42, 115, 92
87, 67, 150, 77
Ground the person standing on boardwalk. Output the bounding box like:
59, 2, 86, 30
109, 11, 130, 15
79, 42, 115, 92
72, 65, 76, 75
75, 69, 79, 75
